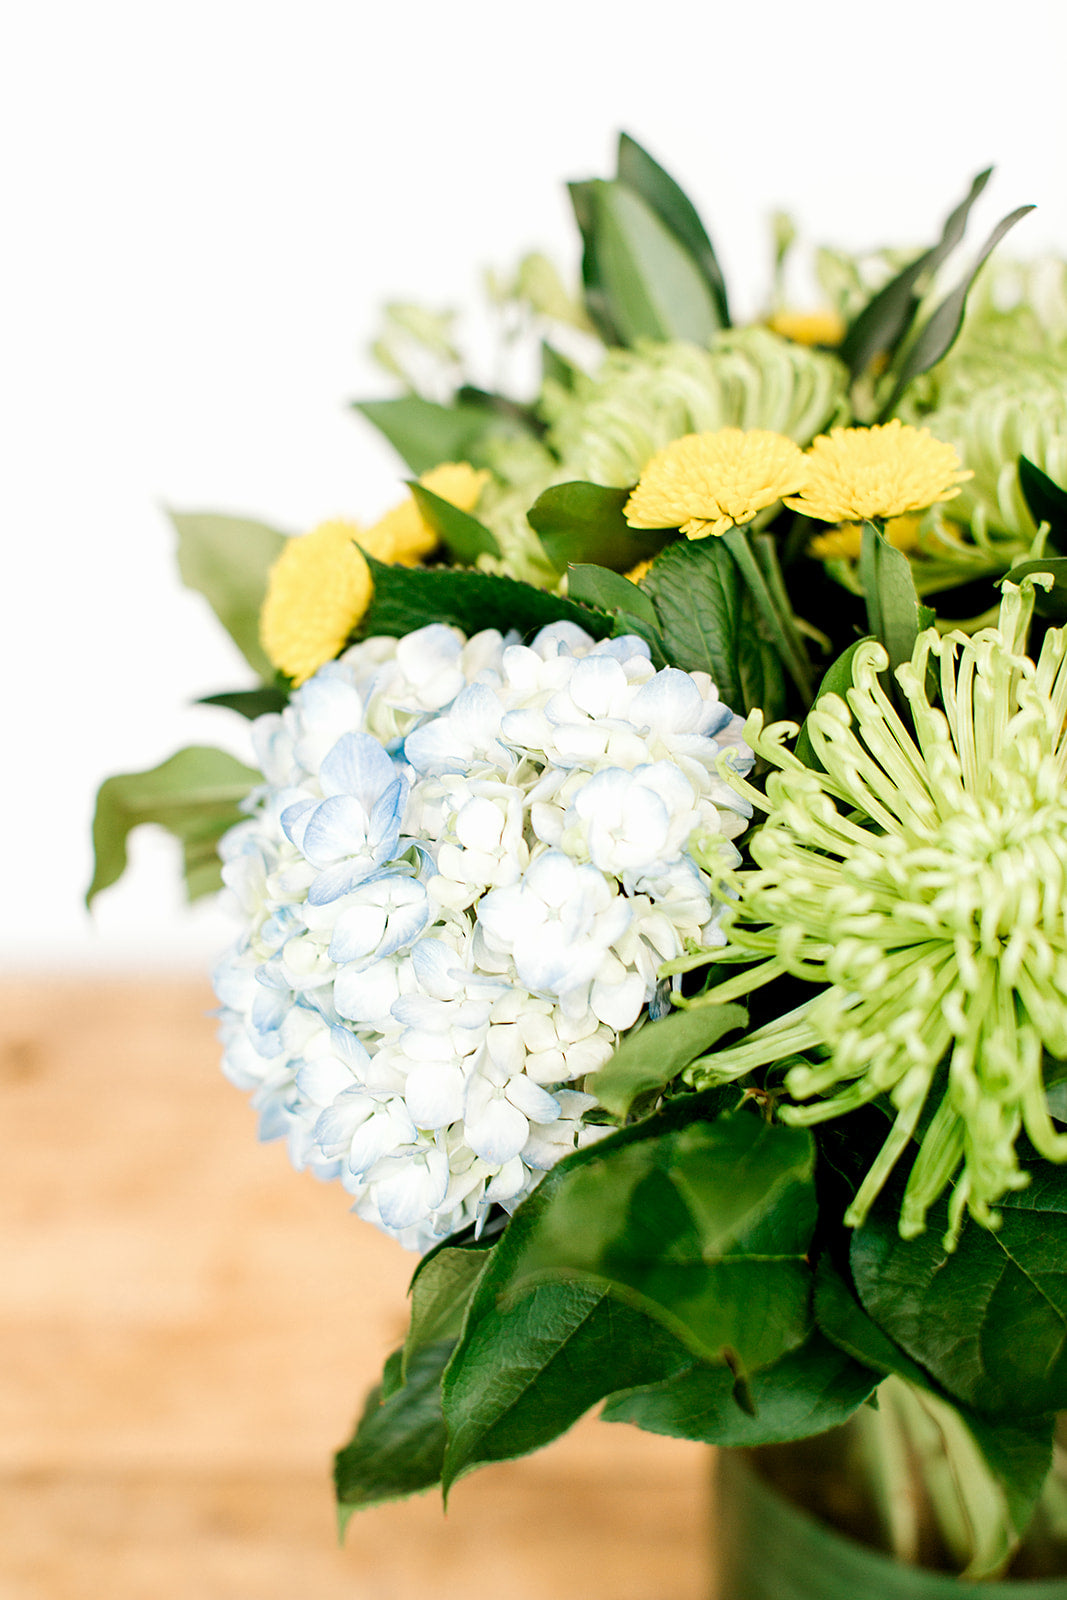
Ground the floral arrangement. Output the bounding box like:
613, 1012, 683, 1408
91, 136, 1067, 1586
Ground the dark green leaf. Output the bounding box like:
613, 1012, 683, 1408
354, 397, 515, 476
592, 1002, 747, 1118
403, 1243, 491, 1378
602, 1326, 876, 1446
87, 746, 259, 906
839, 170, 992, 379
642, 536, 782, 715
541, 341, 581, 390
490, 1110, 817, 1376
527, 481, 673, 573
358, 556, 614, 644
616, 133, 730, 326
1002, 558, 1067, 620
441, 1279, 690, 1491
880, 204, 1035, 417
407, 482, 500, 562
197, 686, 289, 719
564, 562, 660, 628
1019, 455, 1067, 553
579, 180, 722, 349
793, 638, 872, 771
568, 179, 624, 347
859, 521, 923, 683
333, 1339, 451, 1526
815, 1256, 1053, 1557
170, 511, 287, 681
850, 1166, 1067, 1419
454, 384, 545, 438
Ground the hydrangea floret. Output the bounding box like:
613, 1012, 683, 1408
687, 579, 1067, 1248
215, 620, 751, 1249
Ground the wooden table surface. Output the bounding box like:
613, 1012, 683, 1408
0, 979, 710, 1600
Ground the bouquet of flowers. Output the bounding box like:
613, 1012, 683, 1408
91, 136, 1067, 1593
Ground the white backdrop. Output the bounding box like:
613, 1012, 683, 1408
5, 0, 1067, 970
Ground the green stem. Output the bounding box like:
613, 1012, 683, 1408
722, 525, 814, 703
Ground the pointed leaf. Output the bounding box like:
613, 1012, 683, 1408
616, 132, 729, 326
859, 520, 923, 684
568, 179, 624, 347
880, 204, 1035, 416
333, 1339, 451, 1525
407, 482, 500, 562
592, 1002, 747, 1118
839, 169, 992, 379
1002, 557, 1067, 620
583, 179, 722, 348
358, 555, 614, 643
527, 481, 674, 573
564, 562, 660, 628
602, 1326, 876, 1446
198, 686, 289, 719
850, 1164, 1067, 1419
88, 746, 259, 905
403, 1242, 491, 1378
793, 637, 872, 771
170, 511, 287, 680
354, 396, 515, 475
1019, 455, 1067, 553
441, 1279, 690, 1491
488, 1109, 817, 1376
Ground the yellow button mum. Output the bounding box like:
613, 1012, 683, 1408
260, 520, 375, 686
808, 513, 923, 562
259, 462, 490, 685
624, 428, 809, 540
365, 461, 489, 565
785, 420, 972, 524
766, 308, 846, 348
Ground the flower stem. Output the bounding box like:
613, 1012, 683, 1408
722, 525, 814, 703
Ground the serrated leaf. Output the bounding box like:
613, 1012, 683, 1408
793, 637, 872, 771
1003, 558, 1067, 620
641, 536, 782, 715
592, 1002, 747, 1118
354, 396, 515, 476
197, 686, 289, 719
839, 170, 992, 379
880, 204, 1035, 417
358, 556, 614, 644
616, 132, 729, 326
170, 511, 287, 680
87, 746, 259, 906
333, 1339, 451, 1525
441, 1279, 690, 1492
407, 482, 500, 562
601, 1326, 876, 1446
403, 1243, 491, 1379
850, 1167, 1067, 1420
1019, 455, 1067, 553
584, 179, 722, 349
527, 481, 673, 573
487, 1109, 817, 1376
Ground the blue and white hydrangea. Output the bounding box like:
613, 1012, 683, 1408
213, 620, 752, 1250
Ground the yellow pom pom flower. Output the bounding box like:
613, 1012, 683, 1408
766, 308, 846, 348
260, 520, 374, 686
785, 420, 972, 525
365, 461, 490, 565
808, 513, 923, 562
624, 428, 809, 540
259, 462, 490, 685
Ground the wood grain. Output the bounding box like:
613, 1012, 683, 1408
0, 979, 710, 1599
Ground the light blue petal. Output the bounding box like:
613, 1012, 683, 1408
319, 731, 397, 804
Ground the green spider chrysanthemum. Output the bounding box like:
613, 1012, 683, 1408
688, 579, 1067, 1246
